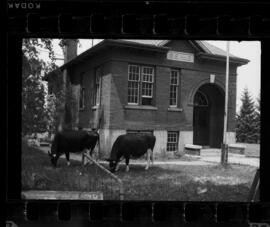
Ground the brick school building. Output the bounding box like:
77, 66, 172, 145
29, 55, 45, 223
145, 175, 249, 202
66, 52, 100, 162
45, 39, 249, 157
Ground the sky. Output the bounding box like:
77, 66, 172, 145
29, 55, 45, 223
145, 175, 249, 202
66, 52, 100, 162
207, 40, 261, 111
39, 39, 261, 112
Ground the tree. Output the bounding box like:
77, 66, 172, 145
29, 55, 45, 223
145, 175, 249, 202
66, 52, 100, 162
22, 38, 81, 137
22, 39, 58, 136
46, 93, 57, 138
44, 39, 81, 132
236, 88, 257, 143
254, 93, 261, 143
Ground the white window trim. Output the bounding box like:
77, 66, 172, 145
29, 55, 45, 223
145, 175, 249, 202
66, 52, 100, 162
79, 87, 85, 110
127, 82, 140, 105
167, 131, 179, 152
169, 69, 180, 108
128, 64, 155, 105
128, 65, 140, 105
194, 90, 208, 107
94, 70, 101, 107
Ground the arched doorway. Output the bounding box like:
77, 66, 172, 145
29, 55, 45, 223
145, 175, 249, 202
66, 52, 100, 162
193, 83, 224, 148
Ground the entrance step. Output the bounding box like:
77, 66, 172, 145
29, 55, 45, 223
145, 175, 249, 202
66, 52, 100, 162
228, 144, 246, 154
200, 149, 221, 157
184, 144, 202, 156
202, 145, 210, 149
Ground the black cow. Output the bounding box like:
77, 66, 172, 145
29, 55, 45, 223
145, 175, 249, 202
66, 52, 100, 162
106, 133, 156, 172
48, 129, 99, 167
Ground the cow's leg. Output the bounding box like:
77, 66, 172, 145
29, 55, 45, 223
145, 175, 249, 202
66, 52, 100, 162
65, 152, 70, 166
115, 162, 120, 172
115, 157, 124, 172
145, 149, 151, 170
150, 149, 154, 166
84, 149, 91, 165
82, 149, 87, 166
125, 157, 130, 172
89, 146, 97, 161
89, 147, 93, 157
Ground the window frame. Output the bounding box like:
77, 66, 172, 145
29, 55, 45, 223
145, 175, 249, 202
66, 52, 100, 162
128, 64, 140, 105
127, 64, 155, 106
194, 91, 209, 107
79, 87, 85, 110
93, 67, 101, 107
169, 69, 180, 108
166, 131, 179, 152
79, 73, 85, 110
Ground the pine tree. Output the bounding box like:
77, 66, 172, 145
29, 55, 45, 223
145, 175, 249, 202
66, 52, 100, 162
236, 88, 257, 143
254, 94, 261, 143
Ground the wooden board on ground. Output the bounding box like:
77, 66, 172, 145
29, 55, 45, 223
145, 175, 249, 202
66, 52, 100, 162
22, 190, 103, 200
247, 168, 260, 202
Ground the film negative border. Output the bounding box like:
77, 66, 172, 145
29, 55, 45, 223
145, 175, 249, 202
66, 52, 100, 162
5, 1, 270, 227
6, 201, 270, 225
7, 1, 270, 38
7, 13, 270, 38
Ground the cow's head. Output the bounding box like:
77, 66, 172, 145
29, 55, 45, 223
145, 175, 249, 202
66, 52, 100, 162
105, 158, 117, 173
48, 150, 58, 167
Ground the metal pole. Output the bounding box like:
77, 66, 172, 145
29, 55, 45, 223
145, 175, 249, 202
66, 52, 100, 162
221, 41, 230, 165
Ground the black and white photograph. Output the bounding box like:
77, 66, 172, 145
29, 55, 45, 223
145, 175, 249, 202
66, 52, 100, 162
21, 39, 260, 201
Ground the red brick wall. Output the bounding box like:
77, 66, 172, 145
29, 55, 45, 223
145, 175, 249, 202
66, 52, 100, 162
69, 51, 113, 129
105, 46, 238, 133
57, 42, 238, 134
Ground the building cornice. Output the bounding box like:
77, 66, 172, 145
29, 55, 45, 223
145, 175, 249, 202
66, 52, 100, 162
196, 52, 250, 66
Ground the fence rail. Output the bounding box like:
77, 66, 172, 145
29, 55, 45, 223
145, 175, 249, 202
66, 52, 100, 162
83, 153, 124, 200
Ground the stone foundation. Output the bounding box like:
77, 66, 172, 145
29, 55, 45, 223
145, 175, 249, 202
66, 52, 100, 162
95, 129, 194, 158
179, 131, 193, 152
73, 128, 234, 158
98, 129, 126, 158
153, 130, 167, 154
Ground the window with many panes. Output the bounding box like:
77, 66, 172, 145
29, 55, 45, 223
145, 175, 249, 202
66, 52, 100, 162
169, 69, 180, 107
194, 91, 208, 107
93, 68, 101, 106
167, 131, 179, 152
128, 64, 154, 105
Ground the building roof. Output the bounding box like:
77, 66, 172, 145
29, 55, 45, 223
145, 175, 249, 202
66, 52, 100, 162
118, 40, 249, 65
196, 41, 238, 58
120, 39, 239, 58
44, 39, 249, 80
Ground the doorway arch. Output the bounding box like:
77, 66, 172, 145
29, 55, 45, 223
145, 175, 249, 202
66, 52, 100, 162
193, 83, 224, 148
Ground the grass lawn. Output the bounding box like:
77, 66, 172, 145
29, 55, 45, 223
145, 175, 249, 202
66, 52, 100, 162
22, 141, 258, 201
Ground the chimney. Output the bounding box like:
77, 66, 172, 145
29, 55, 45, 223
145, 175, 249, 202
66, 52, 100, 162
62, 39, 78, 63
